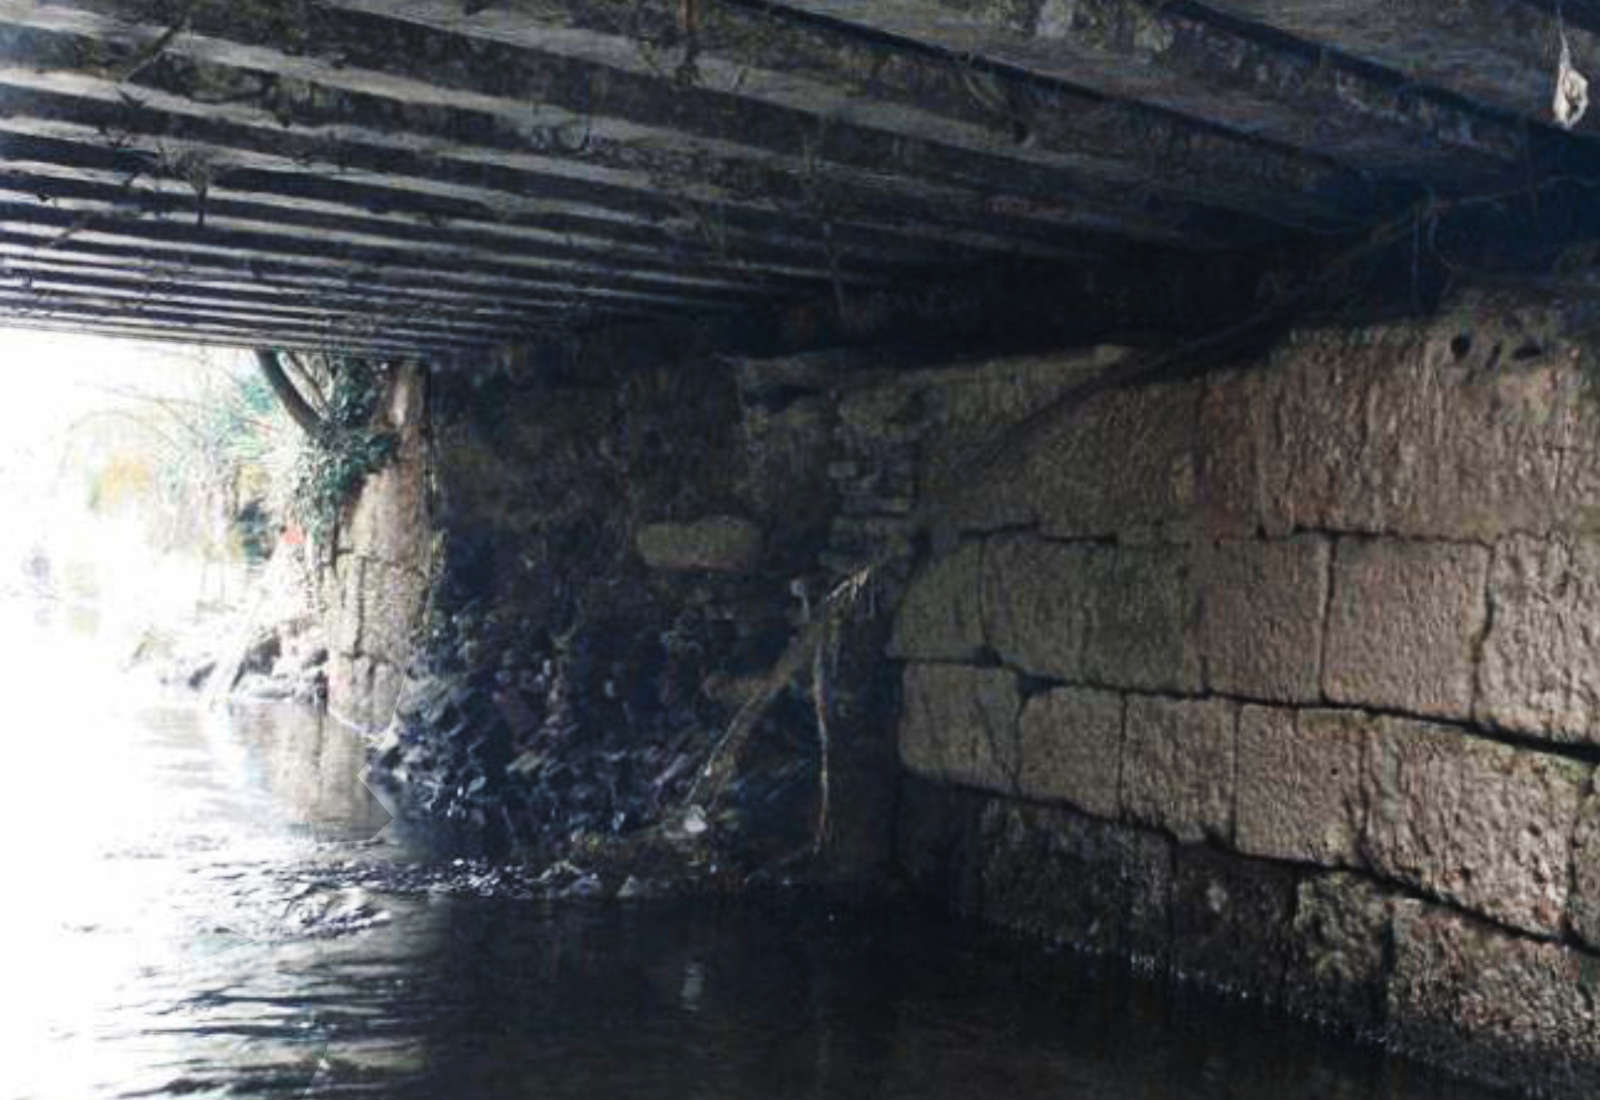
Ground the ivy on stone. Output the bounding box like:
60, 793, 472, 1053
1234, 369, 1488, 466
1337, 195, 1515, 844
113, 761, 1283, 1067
255, 348, 398, 545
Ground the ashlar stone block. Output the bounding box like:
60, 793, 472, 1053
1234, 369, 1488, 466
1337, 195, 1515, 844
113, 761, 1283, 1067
899, 663, 1021, 795
1200, 313, 1591, 544
1389, 900, 1600, 1096
635, 515, 763, 572
980, 535, 1091, 680
1120, 695, 1235, 845
1172, 844, 1296, 997
1236, 707, 1366, 867
1362, 718, 1584, 936
1200, 535, 1330, 703
1562, 780, 1600, 951
1478, 534, 1600, 745
1323, 537, 1488, 720
1017, 687, 1123, 819
888, 541, 986, 662
1286, 872, 1393, 1028
1198, 343, 1376, 539
1083, 545, 1203, 695
1026, 380, 1201, 544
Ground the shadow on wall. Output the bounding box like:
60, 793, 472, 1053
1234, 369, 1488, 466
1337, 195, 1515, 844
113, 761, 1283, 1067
332, 349, 902, 878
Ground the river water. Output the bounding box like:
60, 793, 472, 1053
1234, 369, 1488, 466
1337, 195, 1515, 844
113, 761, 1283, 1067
1, 612, 1504, 1100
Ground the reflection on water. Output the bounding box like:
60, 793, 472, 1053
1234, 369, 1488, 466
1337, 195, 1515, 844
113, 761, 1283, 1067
1, 612, 1504, 1100
227, 705, 388, 840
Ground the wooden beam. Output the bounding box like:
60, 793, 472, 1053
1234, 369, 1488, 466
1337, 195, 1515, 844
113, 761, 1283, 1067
0, 0, 1366, 232
0, 304, 453, 355
722, 0, 1533, 184
1197, 0, 1598, 134
0, 234, 669, 325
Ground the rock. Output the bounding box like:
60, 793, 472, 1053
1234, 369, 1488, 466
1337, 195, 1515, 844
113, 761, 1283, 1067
1286, 872, 1393, 1029
1016, 686, 1122, 818
1323, 537, 1489, 719
1120, 696, 1235, 845
1362, 717, 1584, 936
978, 799, 1172, 964
1199, 535, 1329, 703
238, 628, 282, 677
1388, 900, 1600, 1096
1235, 706, 1366, 867
282, 886, 389, 936
564, 874, 605, 898
1478, 534, 1600, 744
234, 672, 295, 700
681, 805, 709, 836
899, 663, 1021, 794
980, 535, 1092, 680
887, 541, 985, 661
635, 516, 763, 572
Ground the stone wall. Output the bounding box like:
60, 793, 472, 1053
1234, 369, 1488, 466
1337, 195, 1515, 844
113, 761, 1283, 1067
323, 291, 1600, 1087
340, 343, 932, 869
889, 292, 1600, 1095
332, 338, 1136, 870
324, 362, 433, 733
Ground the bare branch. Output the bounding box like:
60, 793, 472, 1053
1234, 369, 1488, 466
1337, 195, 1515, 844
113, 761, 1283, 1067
254, 348, 325, 437
282, 350, 329, 415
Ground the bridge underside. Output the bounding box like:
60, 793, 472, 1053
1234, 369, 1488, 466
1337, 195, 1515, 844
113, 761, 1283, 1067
1, 0, 1599, 358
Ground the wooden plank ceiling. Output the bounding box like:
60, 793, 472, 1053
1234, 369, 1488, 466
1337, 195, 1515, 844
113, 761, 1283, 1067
0, 0, 1592, 357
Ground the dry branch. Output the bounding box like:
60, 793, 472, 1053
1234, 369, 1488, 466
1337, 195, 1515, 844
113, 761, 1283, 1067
254, 348, 325, 437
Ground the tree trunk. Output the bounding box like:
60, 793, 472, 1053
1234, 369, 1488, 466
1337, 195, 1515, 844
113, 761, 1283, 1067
255, 348, 324, 436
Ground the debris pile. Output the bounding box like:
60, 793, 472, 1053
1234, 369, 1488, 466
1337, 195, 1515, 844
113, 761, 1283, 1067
363, 600, 823, 867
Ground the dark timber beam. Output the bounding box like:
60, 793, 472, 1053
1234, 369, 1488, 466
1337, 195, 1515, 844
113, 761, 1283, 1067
0, 39, 1094, 274
0, 189, 764, 314
0, 150, 872, 300
0, 251, 605, 333
0, 25, 1235, 286
0, 0, 1374, 233
0, 261, 541, 343
0, 235, 672, 326
0, 281, 496, 345
3, 0, 1570, 359
0, 300, 455, 355
736, 0, 1533, 186
1196, 0, 1598, 136
324, 0, 1374, 225
0, 312, 442, 355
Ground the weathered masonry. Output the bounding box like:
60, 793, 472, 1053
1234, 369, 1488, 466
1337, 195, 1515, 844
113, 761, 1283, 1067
319, 289, 1600, 1096
17, 1, 1600, 1097
891, 293, 1600, 1097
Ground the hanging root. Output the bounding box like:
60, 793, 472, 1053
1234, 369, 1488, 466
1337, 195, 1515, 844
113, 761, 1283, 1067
682, 562, 878, 836
810, 627, 831, 855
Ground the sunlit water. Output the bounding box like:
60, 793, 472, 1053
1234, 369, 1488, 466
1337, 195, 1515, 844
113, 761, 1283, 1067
0, 605, 1504, 1100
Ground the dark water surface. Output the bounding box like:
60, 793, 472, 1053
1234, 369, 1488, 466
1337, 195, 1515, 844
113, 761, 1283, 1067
1, 615, 1503, 1100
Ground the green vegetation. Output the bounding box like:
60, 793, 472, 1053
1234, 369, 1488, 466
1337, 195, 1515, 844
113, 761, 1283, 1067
271, 353, 398, 546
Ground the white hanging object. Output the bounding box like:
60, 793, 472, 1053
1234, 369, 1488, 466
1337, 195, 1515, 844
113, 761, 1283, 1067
1555, 32, 1589, 129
